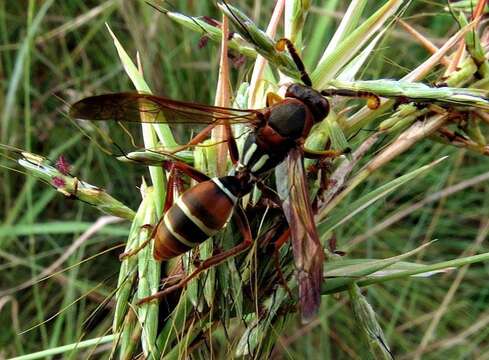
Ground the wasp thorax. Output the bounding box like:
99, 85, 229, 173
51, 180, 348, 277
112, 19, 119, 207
268, 101, 307, 140
286, 83, 329, 123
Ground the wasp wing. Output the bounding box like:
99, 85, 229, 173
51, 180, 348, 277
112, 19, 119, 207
69, 92, 262, 125
276, 147, 324, 323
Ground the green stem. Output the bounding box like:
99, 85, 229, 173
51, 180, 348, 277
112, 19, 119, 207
9, 335, 115, 360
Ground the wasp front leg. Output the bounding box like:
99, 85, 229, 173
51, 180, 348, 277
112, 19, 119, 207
169, 120, 240, 169
302, 147, 349, 159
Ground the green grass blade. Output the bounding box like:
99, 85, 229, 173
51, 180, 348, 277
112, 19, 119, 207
318, 157, 447, 235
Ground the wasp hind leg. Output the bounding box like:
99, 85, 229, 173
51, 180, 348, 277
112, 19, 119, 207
272, 227, 294, 298
119, 222, 160, 260
137, 205, 253, 304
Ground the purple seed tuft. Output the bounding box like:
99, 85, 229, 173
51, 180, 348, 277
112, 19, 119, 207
55, 155, 71, 175
52, 176, 66, 188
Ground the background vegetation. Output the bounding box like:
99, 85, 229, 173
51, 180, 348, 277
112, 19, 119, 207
1, 0, 489, 359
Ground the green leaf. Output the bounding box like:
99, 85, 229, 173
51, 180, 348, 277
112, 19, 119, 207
322, 241, 434, 293
311, 0, 408, 88
318, 157, 447, 236
328, 79, 489, 109
349, 284, 393, 359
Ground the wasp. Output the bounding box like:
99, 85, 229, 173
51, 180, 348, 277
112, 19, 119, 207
70, 36, 380, 322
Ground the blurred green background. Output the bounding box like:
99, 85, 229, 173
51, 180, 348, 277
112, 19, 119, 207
1, 0, 489, 359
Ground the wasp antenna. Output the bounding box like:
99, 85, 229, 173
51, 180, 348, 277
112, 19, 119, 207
363, 92, 381, 110
320, 89, 380, 110
276, 38, 312, 87
116, 121, 139, 148
61, 106, 118, 157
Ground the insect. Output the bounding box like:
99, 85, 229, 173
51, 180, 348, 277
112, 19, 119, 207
69, 36, 379, 322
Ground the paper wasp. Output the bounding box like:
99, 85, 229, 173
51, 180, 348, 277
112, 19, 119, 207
69, 34, 381, 322
70, 27, 489, 320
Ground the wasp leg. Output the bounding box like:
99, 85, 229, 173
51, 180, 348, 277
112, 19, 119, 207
302, 147, 348, 159
273, 227, 294, 297
221, 122, 239, 167
137, 205, 253, 304
266, 92, 284, 107
169, 121, 239, 168
119, 222, 160, 260
162, 163, 180, 212
256, 181, 282, 208
168, 123, 217, 154
168, 159, 211, 183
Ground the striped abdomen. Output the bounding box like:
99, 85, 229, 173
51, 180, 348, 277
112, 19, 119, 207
153, 177, 238, 261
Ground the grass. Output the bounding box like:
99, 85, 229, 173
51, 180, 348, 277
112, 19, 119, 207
1, 0, 489, 359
